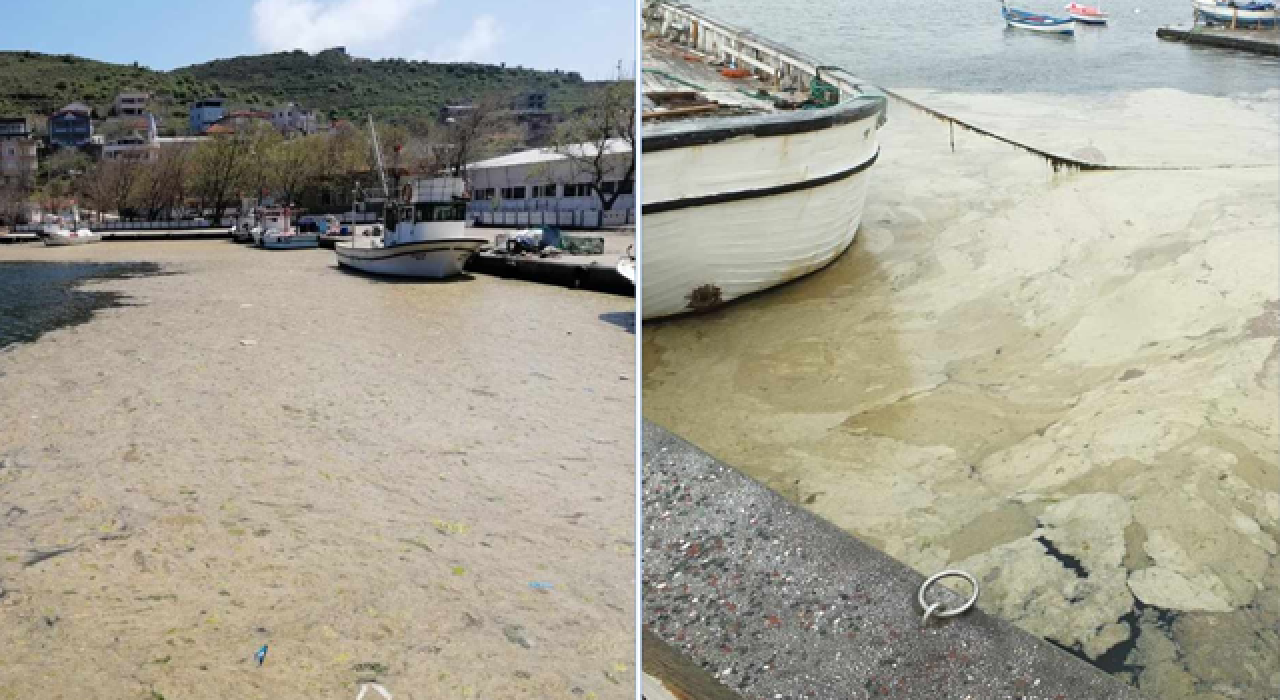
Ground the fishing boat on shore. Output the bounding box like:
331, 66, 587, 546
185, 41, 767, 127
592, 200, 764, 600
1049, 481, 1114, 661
257, 207, 318, 249
335, 117, 484, 278
43, 226, 101, 246
335, 178, 485, 277
1192, 0, 1279, 27
41, 210, 101, 246
640, 2, 887, 320
1002, 2, 1077, 33
1065, 3, 1109, 24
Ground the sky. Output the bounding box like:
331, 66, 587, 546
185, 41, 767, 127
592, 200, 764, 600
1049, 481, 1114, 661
0, 0, 636, 79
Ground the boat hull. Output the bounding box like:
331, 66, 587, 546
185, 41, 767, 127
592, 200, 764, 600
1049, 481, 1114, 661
261, 233, 319, 249
1004, 5, 1076, 32
1069, 12, 1108, 23
43, 232, 101, 246
1192, 0, 1279, 26
318, 234, 352, 249
1006, 18, 1076, 32
335, 239, 486, 278
642, 110, 881, 321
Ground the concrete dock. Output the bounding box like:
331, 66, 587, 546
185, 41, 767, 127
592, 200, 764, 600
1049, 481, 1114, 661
643, 423, 1143, 700
1157, 25, 1280, 55
468, 228, 634, 296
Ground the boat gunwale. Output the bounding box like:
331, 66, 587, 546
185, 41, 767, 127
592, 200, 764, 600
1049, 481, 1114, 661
644, 2, 887, 153
642, 96, 885, 153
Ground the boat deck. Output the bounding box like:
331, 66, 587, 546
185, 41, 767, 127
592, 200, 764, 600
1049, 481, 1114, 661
643, 38, 806, 122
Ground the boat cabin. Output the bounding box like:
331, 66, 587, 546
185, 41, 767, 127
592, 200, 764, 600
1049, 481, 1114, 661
385, 177, 469, 230
259, 207, 293, 234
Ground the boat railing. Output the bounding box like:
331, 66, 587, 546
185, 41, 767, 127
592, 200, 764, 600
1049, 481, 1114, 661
654, 1, 883, 107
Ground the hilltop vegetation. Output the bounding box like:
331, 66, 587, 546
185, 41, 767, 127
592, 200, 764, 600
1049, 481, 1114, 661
0, 48, 616, 136
174, 48, 609, 123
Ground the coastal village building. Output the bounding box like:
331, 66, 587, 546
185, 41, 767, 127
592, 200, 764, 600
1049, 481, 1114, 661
48, 103, 93, 148
189, 98, 226, 134
113, 91, 150, 117
103, 114, 206, 162
466, 139, 634, 227
269, 103, 319, 136
0, 117, 38, 186
205, 111, 273, 135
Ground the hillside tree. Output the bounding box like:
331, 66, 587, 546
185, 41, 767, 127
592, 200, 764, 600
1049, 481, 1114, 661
553, 82, 635, 212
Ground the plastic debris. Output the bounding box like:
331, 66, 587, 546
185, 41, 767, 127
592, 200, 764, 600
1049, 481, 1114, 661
240, 339, 258, 347
255, 644, 268, 666
528, 582, 554, 591
355, 683, 392, 700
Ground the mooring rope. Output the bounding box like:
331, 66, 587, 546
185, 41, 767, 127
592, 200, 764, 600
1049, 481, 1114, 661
880, 87, 1277, 172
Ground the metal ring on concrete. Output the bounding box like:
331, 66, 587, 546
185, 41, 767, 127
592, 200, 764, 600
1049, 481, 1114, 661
918, 569, 979, 625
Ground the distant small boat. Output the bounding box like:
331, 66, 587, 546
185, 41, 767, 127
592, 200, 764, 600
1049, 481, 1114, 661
1003, 2, 1077, 33
1192, 0, 1279, 27
1065, 2, 1109, 23
44, 228, 101, 246
256, 207, 318, 249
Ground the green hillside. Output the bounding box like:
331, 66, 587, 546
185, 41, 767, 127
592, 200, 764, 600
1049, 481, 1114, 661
0, 48, 615, 137
174, 48, 609, 123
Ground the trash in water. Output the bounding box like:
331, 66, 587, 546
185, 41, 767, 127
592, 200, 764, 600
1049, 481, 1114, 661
255, 644, 268, 666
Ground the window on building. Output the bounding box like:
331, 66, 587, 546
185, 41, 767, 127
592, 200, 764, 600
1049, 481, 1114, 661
532, 184, 557, 198
600, 181, 615, 194
564, 183, 594, 197
500, 186, 527, 200
617, 179, 634, 194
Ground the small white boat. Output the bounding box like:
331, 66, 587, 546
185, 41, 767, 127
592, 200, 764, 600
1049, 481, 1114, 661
335, 178, 484, 278
617, 245, 636, 285
41, 209, 101, 246
1192, 0, 1278, 27
232, 200, 259, 243
44, 227, 101, 246
255, 207, 317, 249
1064, 2, 1109, 23
1003, 2, 1077, 33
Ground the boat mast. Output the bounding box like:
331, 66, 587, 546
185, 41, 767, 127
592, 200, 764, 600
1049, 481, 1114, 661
368, 114, 391, 201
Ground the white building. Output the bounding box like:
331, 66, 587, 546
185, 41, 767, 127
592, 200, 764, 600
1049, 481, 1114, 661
189, 98, 226, 134
103, 114, 206, 161
114, 91, 150, 117
270, 103, 319, 136
465, 139, 634, 228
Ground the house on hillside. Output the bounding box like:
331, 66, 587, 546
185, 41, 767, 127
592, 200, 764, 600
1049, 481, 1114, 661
438, 103, 475, 125
0, 117, 38, 186
189, 97, 226, 134
269, 103, 319, 136
113, 91, 151, 117
205, 110, 273, 135
48, 103, 93, 148
466, 139, 634, 228
103, 114, 206, 162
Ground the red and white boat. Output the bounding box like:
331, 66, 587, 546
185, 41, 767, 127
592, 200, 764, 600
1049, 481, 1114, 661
1064, 3, 1109, 23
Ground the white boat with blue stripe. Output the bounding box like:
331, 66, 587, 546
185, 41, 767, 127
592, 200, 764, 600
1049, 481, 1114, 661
1002, 2, 1077, 33
1192, 0, 1279, 27
334, 178, 485, 279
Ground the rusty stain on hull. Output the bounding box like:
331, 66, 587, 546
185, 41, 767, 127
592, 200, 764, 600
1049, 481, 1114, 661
685, 284, 723, 310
